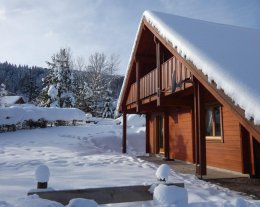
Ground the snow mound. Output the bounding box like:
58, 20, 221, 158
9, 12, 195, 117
16, 195, 64, 207
0, 201, 14, 207
35, 165, 50, 183
116, 114, 145, 127
156, 164, 171, 182
66, 198, 97, 207
153, 184, 188, 207
0, 106, 86, 125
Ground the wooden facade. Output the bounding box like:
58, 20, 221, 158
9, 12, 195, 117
118, 18, 260, 177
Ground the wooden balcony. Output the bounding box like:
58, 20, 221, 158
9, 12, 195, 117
126, 56, 193, 107
126, 82, 137, 105
140, 68, 157, 99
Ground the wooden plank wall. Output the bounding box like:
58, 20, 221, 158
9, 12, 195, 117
203, 89, 243, 172
148, 115, 156, 153
206, 106, 242, 172
169, 109, 193, 162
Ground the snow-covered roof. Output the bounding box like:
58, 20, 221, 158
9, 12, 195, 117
119, 10, 260, 124
0, 96, 24, 105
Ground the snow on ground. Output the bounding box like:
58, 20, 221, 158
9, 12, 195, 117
0, 117, 259, 206
0, 105, 86, 125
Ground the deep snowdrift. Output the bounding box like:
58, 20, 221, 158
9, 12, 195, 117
0, 105, 86, 125
0, 118, 259, 206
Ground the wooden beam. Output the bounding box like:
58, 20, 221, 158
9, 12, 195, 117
136, 60, 140, 113
122, 112, 127, 153
194, 79, 199, 174
155, 39, 161, 106
194, 79, 206, 177
249, 133, 255, 176
197, 81, 206, 176
164, 112, 170, 160
146, 114, 150, 153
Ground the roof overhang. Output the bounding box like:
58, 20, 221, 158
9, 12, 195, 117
118, 11, 260, 142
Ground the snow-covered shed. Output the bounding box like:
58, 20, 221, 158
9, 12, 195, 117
0, 96, 25, 107
118, 11, 260, 177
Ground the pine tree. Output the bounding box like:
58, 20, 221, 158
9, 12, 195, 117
37, 68, 56, 107
22, 71, 39, 102
0, 83, 8, 107
38, 48, 76, 108
0, 83, 8, 96
102, 94, 114, 118
77, 82, 94, 112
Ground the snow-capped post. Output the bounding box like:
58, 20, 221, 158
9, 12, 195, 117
35, 164, 50, 189
122, 112, 127, 153
156, 164, 171, 182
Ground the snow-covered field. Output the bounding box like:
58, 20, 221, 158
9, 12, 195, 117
0, 118, 259, 206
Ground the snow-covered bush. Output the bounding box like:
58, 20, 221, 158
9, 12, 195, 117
16, 194, 64, 207
153, 184, 188, 207
116, 114, 146, 127
66, 198, 98, 207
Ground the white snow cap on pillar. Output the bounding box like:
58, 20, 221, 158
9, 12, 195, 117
35, 164, 50, 182
156, 164, 171, 182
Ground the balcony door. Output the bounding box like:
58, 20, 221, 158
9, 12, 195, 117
156, 115, 164, 154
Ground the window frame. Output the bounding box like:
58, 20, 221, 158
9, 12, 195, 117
205, 104, 224, 142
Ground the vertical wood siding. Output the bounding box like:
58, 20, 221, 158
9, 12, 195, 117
204, 90, 243, 172
148, 115, 156, 153
169, 109, 193, 162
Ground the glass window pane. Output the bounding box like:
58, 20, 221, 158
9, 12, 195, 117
205, 108, 213, 136
214, 106, 221, 136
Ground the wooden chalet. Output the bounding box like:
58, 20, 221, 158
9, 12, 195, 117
0, 96, 25, 107
118, 11, 260, 177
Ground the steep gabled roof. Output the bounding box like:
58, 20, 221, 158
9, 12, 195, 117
119, 10, 260, 125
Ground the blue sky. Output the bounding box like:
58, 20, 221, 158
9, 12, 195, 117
0, 0, 259, 74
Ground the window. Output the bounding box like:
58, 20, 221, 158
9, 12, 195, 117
205, 105, 223, 141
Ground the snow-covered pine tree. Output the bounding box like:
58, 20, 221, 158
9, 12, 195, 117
37, 67, 56, 107
0, 83, 8, 96
0, 83, 8, 107
77, 82, 94, 112
102, 92, 114, 118
38, 48, 76, 108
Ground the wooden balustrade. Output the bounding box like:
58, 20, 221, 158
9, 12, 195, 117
126, 56, 192, 106
126, 82, 137, 105
140, 68, 157, 99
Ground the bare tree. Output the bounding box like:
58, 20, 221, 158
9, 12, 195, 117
106, 53, 120, 76
75, 56, 86, 71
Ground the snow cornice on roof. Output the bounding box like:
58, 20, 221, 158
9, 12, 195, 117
143, 11, 260, 125
119, 10, 260, 124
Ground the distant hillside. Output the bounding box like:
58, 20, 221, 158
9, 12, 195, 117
0, 61, 124, 103
0, 62, 48, 101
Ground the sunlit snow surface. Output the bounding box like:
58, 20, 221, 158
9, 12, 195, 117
0, 118, 259, 206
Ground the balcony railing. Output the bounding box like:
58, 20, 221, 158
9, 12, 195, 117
126, 56, 192, 105
140, 68, 157, 99
126, 82, 137, 105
